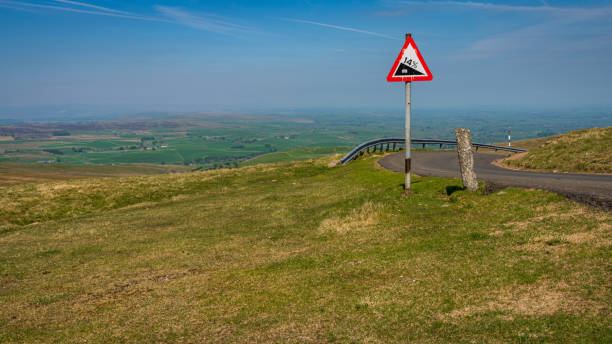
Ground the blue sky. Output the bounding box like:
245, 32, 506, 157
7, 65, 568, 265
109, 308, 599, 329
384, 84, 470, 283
1, 0, 611, 112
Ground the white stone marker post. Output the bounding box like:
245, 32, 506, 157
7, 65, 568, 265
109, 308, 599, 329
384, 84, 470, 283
454, 128, 478, 192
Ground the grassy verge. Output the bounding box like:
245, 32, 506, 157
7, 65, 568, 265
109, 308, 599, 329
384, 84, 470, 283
504, 127, 612, 173
0, 155, 610, 343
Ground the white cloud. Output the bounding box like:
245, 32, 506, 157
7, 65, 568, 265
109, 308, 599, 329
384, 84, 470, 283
155, 6, 254, 36
390, 0, 612, 21
387, 1, 612, 59
459, 22, 612, 60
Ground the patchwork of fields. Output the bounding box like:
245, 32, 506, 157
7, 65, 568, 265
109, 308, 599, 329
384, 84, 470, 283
0, 113, 401, 168
1, 110, 610, 168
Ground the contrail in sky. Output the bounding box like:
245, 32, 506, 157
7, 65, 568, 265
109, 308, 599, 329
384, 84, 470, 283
0, 0, 167, 22
0, 0, 255, 36
53, 0, 130, 15
281, 18, 400, 40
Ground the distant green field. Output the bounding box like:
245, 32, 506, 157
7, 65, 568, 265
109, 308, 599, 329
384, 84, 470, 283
0, 114, 399, 168
41, 140, 136, 149
241, 146, 350, 166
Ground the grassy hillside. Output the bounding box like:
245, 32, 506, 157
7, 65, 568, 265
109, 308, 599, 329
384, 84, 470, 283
506, 127, 612, 173
241, 146, 349, 166
0, 162, 192, 186
0, 156, 610, 343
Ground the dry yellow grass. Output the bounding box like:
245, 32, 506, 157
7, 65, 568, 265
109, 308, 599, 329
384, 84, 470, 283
318, 201, 384, 233
0, 162, 193, 186
444, 280, 605, 319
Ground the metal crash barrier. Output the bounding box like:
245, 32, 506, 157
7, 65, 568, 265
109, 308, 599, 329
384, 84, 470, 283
341, 138, 527, 165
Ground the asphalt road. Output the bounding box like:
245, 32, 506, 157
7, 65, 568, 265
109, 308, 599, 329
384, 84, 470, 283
378, 151, 612, 210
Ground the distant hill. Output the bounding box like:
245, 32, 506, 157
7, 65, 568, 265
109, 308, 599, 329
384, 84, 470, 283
505, 127, 611, 174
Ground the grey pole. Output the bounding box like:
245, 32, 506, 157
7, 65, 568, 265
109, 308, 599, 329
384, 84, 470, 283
405, 80, 412, 191
404, 33, 413, 192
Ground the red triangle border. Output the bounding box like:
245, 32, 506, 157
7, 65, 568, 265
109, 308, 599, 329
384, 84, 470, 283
387, 36, 433, 82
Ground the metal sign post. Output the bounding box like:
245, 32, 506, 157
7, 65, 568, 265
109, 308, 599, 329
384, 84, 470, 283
404, 81, 412, 191
386, 33, 432, 192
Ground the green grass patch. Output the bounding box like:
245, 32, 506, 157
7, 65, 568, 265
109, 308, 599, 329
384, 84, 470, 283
241, 146, 349, 166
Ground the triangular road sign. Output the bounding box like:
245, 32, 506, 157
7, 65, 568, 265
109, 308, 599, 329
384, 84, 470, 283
387, 36, 432, 82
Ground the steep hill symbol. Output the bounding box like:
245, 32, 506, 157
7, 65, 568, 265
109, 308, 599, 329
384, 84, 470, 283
394, 62, 424, 76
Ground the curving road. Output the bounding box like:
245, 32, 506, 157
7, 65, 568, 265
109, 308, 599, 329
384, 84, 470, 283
379, 151, 612, 210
